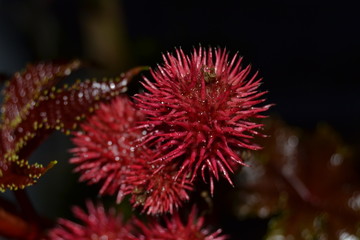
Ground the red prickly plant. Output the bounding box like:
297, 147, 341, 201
70, 96, 193, 214
133, 206, 228, 240
70, 96, 145, 203
134, 47, 271, 194
46, 203, 226, 240
123, 160, 193, 215
47, 201, 133, 240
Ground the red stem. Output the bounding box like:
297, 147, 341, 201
0, 207, 31, 239
0, 192, 38, 239
14, 189, 38, 220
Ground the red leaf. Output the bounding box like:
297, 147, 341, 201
1, 60, 81, 128
0, 63, 146, 192
1, 60, 81, 191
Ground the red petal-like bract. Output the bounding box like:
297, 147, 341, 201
134, 48, 271, 193
133, 207, 227, 240
0, 63, 144, 192
70, 96, 193, 215
47, 201, 133, 240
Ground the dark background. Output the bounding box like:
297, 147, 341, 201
0, 0, 359, 239
1, 0, 359, 140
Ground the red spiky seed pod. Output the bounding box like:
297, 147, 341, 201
133, 206, 228, 240
123, 160, 193, 215
70, 96, 193, 214
47, 203, 227, 240
70, 96, 145, 203
134, 47, 271, 193
47, 201, 133, 240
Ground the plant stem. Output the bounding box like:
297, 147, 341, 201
0, 207, 30, 239
14, 189, 37, 220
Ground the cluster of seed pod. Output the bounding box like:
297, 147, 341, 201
70, 47, 270, 215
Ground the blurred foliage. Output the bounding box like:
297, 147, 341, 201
234, 118, 360, 239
